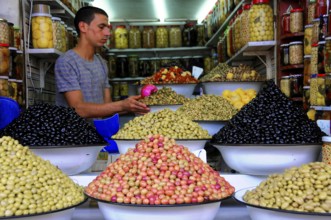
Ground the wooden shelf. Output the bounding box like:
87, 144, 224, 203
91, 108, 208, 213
280, 32, 304, 40
280, 64, 304, 71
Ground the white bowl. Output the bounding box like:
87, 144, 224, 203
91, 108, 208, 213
202, 81, 263, 96
148, 104, 182, 112
194, 120, 228, 136
211, 144, 321, 176
138, 84, 197, 98
234, 187, 331, 220
30, 144, 105, 175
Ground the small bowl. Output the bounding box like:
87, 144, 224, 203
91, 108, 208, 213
29, 144, 105, 175
194, 120, 228, 136
233, 187, 331, 220
86, 194, 229, 220
138, 84, 197, 98
202, 81, 263, 96
0, 198, 87, 220
210, 143, 321, 176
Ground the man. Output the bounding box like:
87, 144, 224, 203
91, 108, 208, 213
55, 6, 149, 119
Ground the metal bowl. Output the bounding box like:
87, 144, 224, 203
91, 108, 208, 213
202, 81, 263, 96
148, 104, 182, 112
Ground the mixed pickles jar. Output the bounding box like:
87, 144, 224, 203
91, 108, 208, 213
289, 41, 303, 65
142, 26, 155, 48
156, 26, 168, 48
0, 43, 9, 76
115, 25, 128, 49
290, 8, 303, 33
106, 52, 116, 78
169, 26, 182, 47
129, 26, 141, 49
0, 18, 9, 44
241, 4, 251, 47
310, 74, 325, 106
128, 55, 139, 77
51, 17, 63, 51
304, 24, 313, 55
182, 22, 197, 47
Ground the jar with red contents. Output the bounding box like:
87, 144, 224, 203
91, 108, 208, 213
282, 12, 290, 34
315, 0, 327, 18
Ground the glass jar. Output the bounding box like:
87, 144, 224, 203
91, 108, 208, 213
231, 14, 238, 53
311, 43, 319, 74
31, 13, 53, 48
9, 48, 17, 79
241, 4, 251, 47
181, 56, 192, 71
139, 58, 151, 77
67, 27, 74, 49
8, 78, 17, 101
308, 0, 316, 24
60, 21, 66, 52
116, 55, 128, 78
312, 18, 320, 45
217, 37, 224, 63
289, 41, 303, 65
156, 26, 168, 48
115, 25, 128, 49
142, 26, 155, 48
325, 73, 331, 105
313, 74, 326, 105
249, 0, 274, 41
128, 55, 139, 77
315, 0, 327, 18
304, 55, 312, 86
0, 43, 9, 76
112, 82, 120, 99
325, 37, 331, 73
120, 82, 129, 100
16, 79, 23, 105
51, 17, 63, 51
129, 26, 141, 49
303, 86, 310, 110
206, 11, 213, 40
150, 57, 160, 75
182, 22, 197, 47
304, 24, 313, 55
106, 53, 116, 78
280, 44, 289, 66
13, 26, 21, 50
290, 8, 303, 33
322, 14, 328, 40
0, 18, 9, 44
160, 57, 171, 67
280, 76, 291, 97
234, 9, 242, 52
0, 76, 8, 97
282, 12, 290, 34
14, 51, 23, 80
107, 24, 115, 49
318, 41, 326, 73
290, 74, 303, 98
203, 56, 213, 74
7, 22, 14, 47
169, 26, 182, 47
196, 25, 205, 46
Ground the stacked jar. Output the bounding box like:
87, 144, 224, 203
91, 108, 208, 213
156, 26, 168, 48
240, 4, 251, 47
308, 0, 316, 24
13, 26, 21, 50
129, 26, 141, 49
310, 73, 325, 106
0, 43, 9, 77
304, 24, 313, 55
233, 9, 242, 52
311, 43, 319, 74
282, 12, 290, 34
139, 58, 151, 77
280, 44, 289, 66
182, 22, 197, 47
116, 55, 128, 78
303, 86, 310, 110
7, 22, 14, 48
142, 26, 155, 48
31, 6, 54, 48
128, 55, 139, 77
196, 24, 205, 46
106, 52, 116, 78
325, 37, 331, 73
249, 0, 274, 41
318, 41, 326, 73
289, 41, 303, 65
150, 57, 160, 75
0, 18, 9, 45
107, 24, 115, 49
315, 0, 327, 19
311, 18, 320, 45
51, 17, 63, 51
60, 21, 66, 52
290, 8, 303, 33
304, 55, 312, 86
280, 76, 291, 97
290, 74, 303, 98
115, 25, 128, 49
169, 25, 182, 47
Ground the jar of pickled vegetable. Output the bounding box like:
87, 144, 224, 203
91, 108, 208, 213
311, 43, 319, 74
303, 86, 310, 110
9, 48, 17, 79
282, 12, 290, 34
318, 41, 326, 73
308, 0, 316, 24
142, 26, 155, 48
13, 26, 21, 50
139, 58, 151, 77
169, 26, 182, 47
315, 0, 327, 18
204, 56, 213, 74
196, 24, 205, 46
150, 57, 160, 75
0, 76, 8, 97
116, 55, 128, 78
304, 55, 312, 86
60, 21, 66, 52
234, 9, 242, 52
325, 37, 331, 73
128, 55, 139, 77
322, 14, 328, 40
129, 26, 141, 49
7, 22, 14, 47
120, 82, 129, 100
156, 26, 168, 48
112, 82, 120, 99
290, 74, 303, 98
181, 56, 192, 71
51, 17, 63, 51
0, 18, 9, 44
280, 76, 291, 97
115, 25, 128, 49
325, 73, 331, 105
310, 73, 325, 106
160, 57, 171, 67
8, 78, 17, 100
217, 37, 224, 63
31, 13, 53, 48
107, 23, 115, 49
312, 18, 320, 45
67, 27, 74, 49
182, 22, 197, 47
241, 4, 251, 47
14, 51, 23, 80
106, 53, 116, 78
249, 0, 274, 41
290, 8, 303, 33
304, 24, 313, 55
280, 44, 289, 66
289, 41, 303, 65
0, 43, 9, 76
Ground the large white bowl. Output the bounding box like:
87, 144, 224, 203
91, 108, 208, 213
211, 144, 321, 176
148, 104, 182, 112
138, 84, 197, 98
202, 81, 263, 96
234, 187, 331, 220
30, 144, 105, 175
194, 120, 228, 136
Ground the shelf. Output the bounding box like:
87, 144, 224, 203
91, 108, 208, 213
311, 106, 331, 111
27, 48, 63, 59
280, 64, 304, 70
107, 46, 210, 53
205, 0, 245, 47
280, 32, 304, 40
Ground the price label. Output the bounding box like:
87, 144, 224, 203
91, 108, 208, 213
192, 66, 203, 79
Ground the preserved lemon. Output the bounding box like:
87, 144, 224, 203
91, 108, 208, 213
31, 14, 53, 49
249, 0, 274, 42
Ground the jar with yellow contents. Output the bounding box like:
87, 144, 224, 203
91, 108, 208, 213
115, 25, 128, 49
240, 4, 251, 48
0, 43, 9, 76
304, 24, 313, 55
310, 73, 325, 106
233, 9, 242, 52
31, 12, 54, 48
156, 26, 168, 48
51, 17, 63, 51
290, 8, 304, 33
249, 0, 274, 42
324, 37, 331, 73
0, 18, 9, 44
129, 26, 141, 49
0, 76, 8, 97
169, 25, 182, 47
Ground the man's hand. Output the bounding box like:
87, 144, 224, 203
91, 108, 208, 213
121, 95, 150, 114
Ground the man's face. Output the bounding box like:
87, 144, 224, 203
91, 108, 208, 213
84, 13, 110, 47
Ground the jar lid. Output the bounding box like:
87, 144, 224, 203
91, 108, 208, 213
13, 26, 20, 30
281, 76, 291, 79
31, 12, 52, 18
312, 18, 320, 22
318, 41, 326, 45
193, 55, 203, 58
106, 52, 115, 55
51, 17, 61, 21
289, 41, 303, 45
252, 0, 270, 4
322, 136, 331, 143
280, 44, 289, 47
312, 43, 319, 47
0, 43, 9, 47
304, 55, 312, 59
67, 27, 73, 31
139, 57, 149, 60
290, 8, 303, 13
0, 76, 9, 79
303, 86, 310, 89
318, 73, 326, 77
325, 37, 331, 40
117, 55, 128, 57
243, 4, 251, 10
305, 24, 313, 28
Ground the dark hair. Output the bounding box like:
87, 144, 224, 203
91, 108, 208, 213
74, 6, 108, 36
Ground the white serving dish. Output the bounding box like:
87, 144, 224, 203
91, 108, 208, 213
138, 84, 197, 98
202, 81, 263, 96
211, 144, 321, 176
148, 104, 182, 112
194, 120, 228, 136
234, 187, 331, 220
30, 144, 105, 176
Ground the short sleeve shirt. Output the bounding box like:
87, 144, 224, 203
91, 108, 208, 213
55, 50, 110, 107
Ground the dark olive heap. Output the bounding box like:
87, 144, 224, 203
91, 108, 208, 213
0, 103, 106, 146
212, 80, 324, 144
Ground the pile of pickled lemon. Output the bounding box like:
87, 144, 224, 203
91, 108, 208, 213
222, 88, 257, 110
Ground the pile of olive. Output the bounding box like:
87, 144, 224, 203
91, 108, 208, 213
199, 63, 231, 82
140, 87, 189, 105
244, 162, 331, 213
112, 109, 211, 139
212, 80, 324, 144
176, 94, 238, 120
0, 136, 85, 217
0, 103, 105, 146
